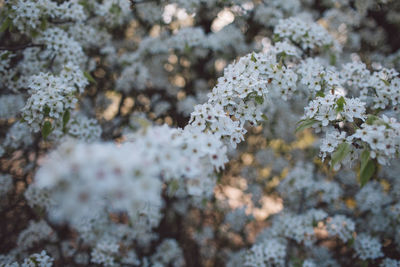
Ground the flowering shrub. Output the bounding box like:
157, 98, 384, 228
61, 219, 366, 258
1, 0, 400, 266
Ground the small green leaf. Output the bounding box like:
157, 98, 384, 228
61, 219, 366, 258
79, 0, 90, 9
330, 53, 336, 66
348, 237, 355, 246
43, 105, 50, 116
168, 180, 180, 197
359, 150, 375, 187
62, 110, 70, 129
216, 171, 223, 183
291, 257, 304, 267
277, 52, 286, 61
8, 20, 14, 31
312, 219, 318, 227
316, 90, 325, 98
330, 142, 351, 169
83, 71, 96, 84
272, 34, 281, 43
261, 114, 268, 121
336, 96, 346, 112
42, 121, 52, 140
380, 79, 390, 86
31, 30, 39, 38
365, 115, 379, 125
1, 52, 10, 60
110, 3, 121, 14
0, 17, 11, 33
12, 73, 19, 81
360, 150, 370, 171
295, 118, 317, 133
40, 18, 47, 31
254, 95, 264, 105
184, 43, 191, 54
251, 53, 257, 62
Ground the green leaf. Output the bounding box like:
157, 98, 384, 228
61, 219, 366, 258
295, 118, 317, 133
168, 180, 180, 197
251, 53, 257, 62
0, 17, 11, 33
184, 43, 191, 54
40, 18, 47, 31
79, 0, 90, 9
83, 71, 96, 84
365, 115, 379, 125
110, 3, 121, 14
336, 96, 346, 112
360, 150, 370, 171
365, 115, 390, 128
42, 121, 52, 140
216, 171, 223, 183
31, 30, 39, 38
8, 20, 14, 32
261, 114, 268, 121
291, 257, 304, 267
312, 219, 318, 227
330, 142, 351, 169
254, 95, 264, 105
380, 79, 390, 86
1, 52, 10, 60
272, 34, 281, 43
277, 52, 286, 61
316, 90, 325, 98
62, 110, 70, 129
330, 53, 337, 66
359, 150, 375, 187
43, 105, 50, 116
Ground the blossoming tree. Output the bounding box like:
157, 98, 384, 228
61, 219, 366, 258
1, 0, 400, 266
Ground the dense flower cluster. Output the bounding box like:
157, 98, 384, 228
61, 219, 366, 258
354, 233, 384, 260
29, 125, 227, 234
274, 17, 339, 50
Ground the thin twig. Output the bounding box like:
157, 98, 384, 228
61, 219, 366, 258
130, 0, 159, 5
47, 53, 57, 71
0, 43, 44, 51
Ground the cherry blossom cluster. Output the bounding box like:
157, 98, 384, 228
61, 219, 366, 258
274, 17, 340, 51
189, 49, 301, 149
302, 94, 366, 128
351, 116, 400, 165
244, 238, 287, 267
35, 28, 87, 68
341, 62, 400, 111
297, 58, 342, 94
253, 0, 300, 27
5, 0, 86, 34
5, 250, 54, 267
21, 65, 88, 133
30, 124, 227, 230
240, 157, 400, 266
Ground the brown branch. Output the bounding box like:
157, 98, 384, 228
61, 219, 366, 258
0, 43, 44, 51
